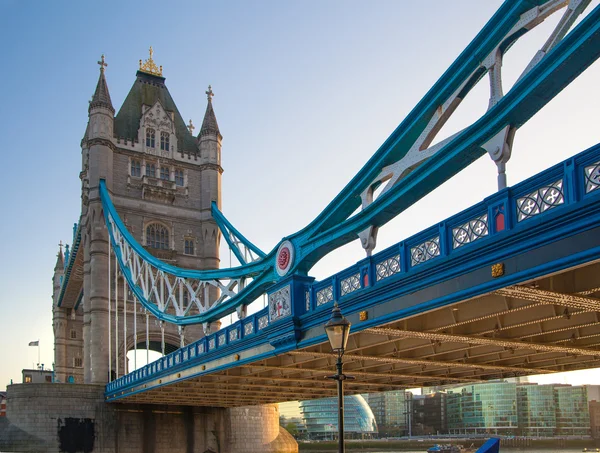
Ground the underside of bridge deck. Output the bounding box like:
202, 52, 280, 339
114, 260, 600, 407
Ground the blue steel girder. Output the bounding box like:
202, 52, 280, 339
211, 201, 266, 265
99, 0, 600, 325
289, 1, 600, 273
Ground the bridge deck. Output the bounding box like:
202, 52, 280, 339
106, 144, 600, 407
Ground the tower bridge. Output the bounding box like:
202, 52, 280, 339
104, 142, 600, 406
4, 1, 600, 452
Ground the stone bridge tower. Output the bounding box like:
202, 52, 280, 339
53, 50, 222, 384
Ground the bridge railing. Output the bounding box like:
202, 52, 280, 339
107, 144, 600, 395
304, 144, 600, 313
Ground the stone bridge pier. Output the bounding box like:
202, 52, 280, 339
0, 384, 297, 453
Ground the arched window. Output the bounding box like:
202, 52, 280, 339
184, 239, 194, 255
175, 169, 184, 186
160, 166, 170, 180
146, 128, 156, 148
131, 160, 141, 177
146, 163, 156, 178
146, 223, 170, 250
160, 132, 170, 151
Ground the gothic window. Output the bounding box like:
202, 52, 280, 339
160, 132, 170, 151
74, 357, 83, 368
131, 160, 141, 177
146, 223, 170, 250
175, 169, 184, 186
24, 375, 32, 383
146, 163, 156, 178
146, 128, 155, 148
70, 330, 77, 339
160, 166, 170, 181
184, 239, 194, 255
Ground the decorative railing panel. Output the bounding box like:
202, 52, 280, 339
410, 237, 440, 266
452, 214, 488, 249
516, 180, 564, 222
375, 254, 401, 281
340, 273, 360, 297
585, 161, 600, 194
316, 285, 334, 306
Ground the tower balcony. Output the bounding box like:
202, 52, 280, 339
142, 175, 176, 203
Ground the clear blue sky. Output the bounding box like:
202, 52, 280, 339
1, 0, 600, 389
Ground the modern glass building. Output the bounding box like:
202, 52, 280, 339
554, 385, 591, 436
446, 382, 518, 435
517, 383, 556, 437
365, 390, 409, 437
413, 393, 447, 436
299, 395, 378, 440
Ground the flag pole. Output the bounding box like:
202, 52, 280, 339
37, 340, 40, 368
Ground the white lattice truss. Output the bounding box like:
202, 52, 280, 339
107, 212, 251, 324
358, 0, 590, 252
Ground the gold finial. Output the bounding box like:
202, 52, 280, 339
206, 85, 214, 102
98, 54, 107, 73
139, 46, 163, 76
187, 119, 195, 134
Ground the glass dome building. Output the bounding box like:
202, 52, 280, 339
300, 395, 378, 440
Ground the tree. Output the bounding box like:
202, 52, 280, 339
285, 422, 298, 437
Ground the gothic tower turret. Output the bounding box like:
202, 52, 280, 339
52, 243, 66, 379
81, 55, 115, 383
198, 86, 223, 269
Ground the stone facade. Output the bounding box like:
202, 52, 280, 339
0, 384, 297, 453
53, 56, 223, 385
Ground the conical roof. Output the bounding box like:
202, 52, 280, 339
89, 55, 114, 113
54, 244, 64, 271
199, 86, 221, 139
114, 71, 199, 154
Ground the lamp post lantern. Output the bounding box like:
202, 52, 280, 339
324, 302, 353, 453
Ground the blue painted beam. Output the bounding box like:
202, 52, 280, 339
292, 4, 600, 273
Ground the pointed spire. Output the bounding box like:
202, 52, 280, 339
54, 241, 65, 271
89, 54, 115, 114
199, 85, 221, 139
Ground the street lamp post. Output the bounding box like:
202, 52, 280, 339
324, 303, 352, 453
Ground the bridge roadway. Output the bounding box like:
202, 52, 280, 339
106, 143, 600, 407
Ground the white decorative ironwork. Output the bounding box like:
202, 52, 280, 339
340, 273, 360, 297
585, 161, 600, 193
375, 255, 401, 281
516, 180, 564, 222
316, 285, 334, 306
229, 329, 238, 342
411, 237, 440, 266
208, 338, 215, 350
269, 285, 292, 322
258, 315, 269, 330
106, 211, 254, 322
218, 333, 226, 346
305, 290, 310, 311
198, 343, 205, 354
183, 349, 188, 361
244, 322, 254, 336
452, 214, 488, 249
